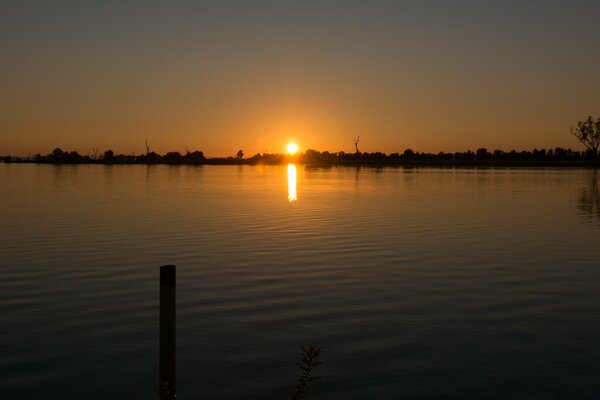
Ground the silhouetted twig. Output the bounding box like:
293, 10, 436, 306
289, 345, 324, 400
156, 379, 175, 400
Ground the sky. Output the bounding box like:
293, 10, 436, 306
1, 1, 599, 157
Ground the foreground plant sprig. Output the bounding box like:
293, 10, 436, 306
289, 345, 324, 400
156, 379, 175, 400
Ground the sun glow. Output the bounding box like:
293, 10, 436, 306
287, 143, 299, 155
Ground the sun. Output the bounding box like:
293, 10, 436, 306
287, 143, 299, 155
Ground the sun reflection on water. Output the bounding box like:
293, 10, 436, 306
287, 163, 297, 202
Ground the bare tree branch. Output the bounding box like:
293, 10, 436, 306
571, 116, 600, 154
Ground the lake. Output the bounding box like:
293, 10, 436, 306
1, 164, 600, 399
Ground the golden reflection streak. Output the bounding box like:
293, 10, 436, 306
287, 163, 297, 202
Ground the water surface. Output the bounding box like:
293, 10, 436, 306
1, 164, 600, 399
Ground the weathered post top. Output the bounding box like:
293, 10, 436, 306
160, 265, 176, 286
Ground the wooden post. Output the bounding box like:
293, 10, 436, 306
159, 265, 176, 398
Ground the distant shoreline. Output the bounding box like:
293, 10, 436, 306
3, 147, 600, 168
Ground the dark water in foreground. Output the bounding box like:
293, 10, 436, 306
1, 164, 600, 399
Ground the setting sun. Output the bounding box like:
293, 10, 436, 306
286, 143, 299, 155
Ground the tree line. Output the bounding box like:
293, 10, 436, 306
2, 145, 600, 166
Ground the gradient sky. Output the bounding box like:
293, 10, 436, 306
2, 1, 599, 157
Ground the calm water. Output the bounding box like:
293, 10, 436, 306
1, 164, 600, 399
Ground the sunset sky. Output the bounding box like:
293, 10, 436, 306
1, 1, 599, 157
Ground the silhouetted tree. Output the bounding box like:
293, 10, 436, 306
68, 151, 82, 163
532, 148, 546, 159
353, 135, 360, 153
302, 149, 320, 164
144, 151, 161, 163
402, 149, 415, 159
554, 147, 567, 159
183, 150, 205, 164
103, 150, 114, 161
163, 152, 182, 163
476, 148, 491, 160
236, 149, 244, 159
571, 116, 600, 154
